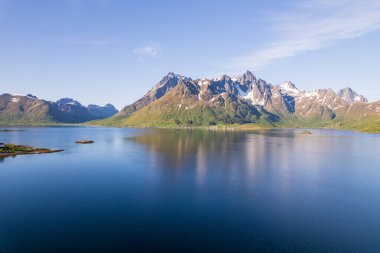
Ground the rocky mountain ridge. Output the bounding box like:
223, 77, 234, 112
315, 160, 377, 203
0, 93, 118, 124
109, 71, 378, 132
119, 71, 374, 118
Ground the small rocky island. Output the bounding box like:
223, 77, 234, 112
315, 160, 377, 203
0, 143, 63, 159
300, 130, 313, 134
75, 140, 94, 144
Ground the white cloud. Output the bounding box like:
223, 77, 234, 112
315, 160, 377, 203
230, 0, 380, 71
133, 43, 161, 62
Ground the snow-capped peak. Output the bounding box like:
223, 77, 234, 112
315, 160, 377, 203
280, 81, 301, 95
10, 93, 37, 99
198, 79, 210, 86
212, 75, 232, 82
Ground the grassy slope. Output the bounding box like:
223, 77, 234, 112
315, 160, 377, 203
327, 117, 380, 133
91, 111, 379, 133
0, 144, 32, 153
0, 95, 56, 124
0, 106, 55, 124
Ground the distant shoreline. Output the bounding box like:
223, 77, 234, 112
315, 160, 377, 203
1, 122, 379, 134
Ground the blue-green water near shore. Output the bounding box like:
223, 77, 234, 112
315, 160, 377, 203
0, 127, 379, 252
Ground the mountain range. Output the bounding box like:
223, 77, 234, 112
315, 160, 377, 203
0, 94, 118, 124
1, 71, 378, 132
96, 71, 379, 132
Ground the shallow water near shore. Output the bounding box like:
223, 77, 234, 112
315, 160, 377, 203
0, 126, 380, 252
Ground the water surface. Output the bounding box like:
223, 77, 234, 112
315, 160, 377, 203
0, 127, 379, 252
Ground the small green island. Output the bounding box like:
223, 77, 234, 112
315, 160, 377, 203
0, 143, 63, 159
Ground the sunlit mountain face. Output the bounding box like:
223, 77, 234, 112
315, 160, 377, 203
96, 71, 379, 133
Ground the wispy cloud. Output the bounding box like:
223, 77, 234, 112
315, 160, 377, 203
230, 0, 380, 71
133, 43, 161, 62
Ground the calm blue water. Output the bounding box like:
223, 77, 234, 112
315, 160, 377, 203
0, 127, 380, 253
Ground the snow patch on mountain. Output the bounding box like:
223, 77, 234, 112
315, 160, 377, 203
280, 81, 301, 95
11, 97, 20, 103
235, 85, 248, 97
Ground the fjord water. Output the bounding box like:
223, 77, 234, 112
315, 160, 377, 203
0, 127, 379, 253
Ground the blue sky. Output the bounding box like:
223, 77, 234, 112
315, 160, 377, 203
1, 0, 380, 109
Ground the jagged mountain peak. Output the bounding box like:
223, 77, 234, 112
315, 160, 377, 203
280, 81, 301, 95
163, 72, 181, 80
162, 72, 190, 81
87, 103, 119, 118
244, 70, 256, 79
237, 70, 257, 84
56, 98, 82, 106
282, 81, 296, 89
166, 72, 176, 77
213, 74, 232, 82
154, 72, 191, 90
338, 87, 368, 103
158, 72, 179, 84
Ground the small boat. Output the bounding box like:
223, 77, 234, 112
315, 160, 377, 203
75, 140, 94, 144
